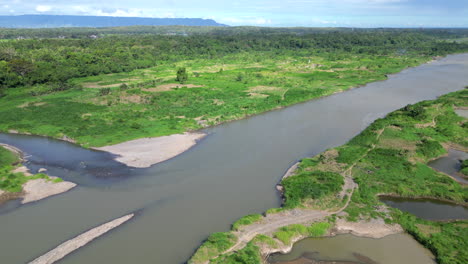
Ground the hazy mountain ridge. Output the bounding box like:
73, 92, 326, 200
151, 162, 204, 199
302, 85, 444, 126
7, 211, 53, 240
0, 15, 226, 28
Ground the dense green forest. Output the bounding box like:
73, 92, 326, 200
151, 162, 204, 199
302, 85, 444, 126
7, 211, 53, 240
1, 28, 468, 146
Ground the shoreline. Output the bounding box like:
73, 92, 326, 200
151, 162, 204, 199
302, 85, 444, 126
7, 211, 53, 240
1, 54, 454, 170
93, 132, 206, 168
262, 218, 403, 258
0, 144, 76, 206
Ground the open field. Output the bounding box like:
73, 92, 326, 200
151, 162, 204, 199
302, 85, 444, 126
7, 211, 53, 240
0, 51, 432, 147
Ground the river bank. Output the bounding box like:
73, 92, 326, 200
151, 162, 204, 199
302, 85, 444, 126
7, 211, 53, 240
94, 132, 206, 168
189, 89, 468, 264
0, 145, 76, 206
1, 54, 453, 169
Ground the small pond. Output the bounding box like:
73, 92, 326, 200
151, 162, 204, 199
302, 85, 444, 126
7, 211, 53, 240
380, 196, 468, 221
428, 149, 468, 184
268, 234, 435, 264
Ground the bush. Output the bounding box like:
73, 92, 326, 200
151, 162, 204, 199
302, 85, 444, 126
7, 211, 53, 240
211, 242, 261, 264
282, 171, 344, 208
176, 67, 188, 84
99, 87, 111, 96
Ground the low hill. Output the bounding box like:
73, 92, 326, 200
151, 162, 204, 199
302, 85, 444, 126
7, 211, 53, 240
0, 15, 226, 28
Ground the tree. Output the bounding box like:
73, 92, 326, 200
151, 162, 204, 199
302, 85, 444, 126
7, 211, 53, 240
8, 59, 35, 77
176, 67, 188, 84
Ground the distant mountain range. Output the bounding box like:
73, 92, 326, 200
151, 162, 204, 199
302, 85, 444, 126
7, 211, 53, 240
0, 15, 226, 28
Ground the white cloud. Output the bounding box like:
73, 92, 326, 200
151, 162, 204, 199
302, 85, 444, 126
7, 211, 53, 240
70, 6, 177, 18
220, 17, 272, 25
35, 5, 52, 12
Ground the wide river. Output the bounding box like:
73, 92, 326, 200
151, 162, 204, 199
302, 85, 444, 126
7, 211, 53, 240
1, 54, 468, 264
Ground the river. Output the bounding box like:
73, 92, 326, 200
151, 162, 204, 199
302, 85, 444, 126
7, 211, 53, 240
1, 54, 467, 264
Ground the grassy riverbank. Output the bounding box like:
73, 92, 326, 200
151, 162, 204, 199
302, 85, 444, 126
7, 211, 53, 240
189, 89, 467, 264
0, 145, 65, 196
1, 29, 468, 147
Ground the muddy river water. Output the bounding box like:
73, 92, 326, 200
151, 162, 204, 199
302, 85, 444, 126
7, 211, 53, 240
1, 54, 468, 263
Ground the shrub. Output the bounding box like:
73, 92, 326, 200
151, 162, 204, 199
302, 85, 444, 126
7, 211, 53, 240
99, 87, 111, 96
176, 67, 188, 84
282, 171, 344, 208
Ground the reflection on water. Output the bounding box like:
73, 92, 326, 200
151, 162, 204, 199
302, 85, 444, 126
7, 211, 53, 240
269, 234, 435, 264
428, 149, 468, 184
381, 197, 468, 220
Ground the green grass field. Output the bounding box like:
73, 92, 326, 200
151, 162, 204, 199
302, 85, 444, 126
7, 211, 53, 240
0, 52, 428, 147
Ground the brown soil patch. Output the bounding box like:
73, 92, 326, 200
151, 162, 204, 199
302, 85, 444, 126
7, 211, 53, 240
378, 138, 417, 151
308, 149, 346, 173
17, 102, 47, 108
248, 92, 269, 98
143, 83, 204, 92
119, 77, 141, 82
416, 224, 441, 236
82, 82, 121, 89
119, 94, 145, 104
249, 86, 282, 92
213, 99, 225, 105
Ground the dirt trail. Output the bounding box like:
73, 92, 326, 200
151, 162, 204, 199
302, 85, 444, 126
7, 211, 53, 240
213, 129, 385, 261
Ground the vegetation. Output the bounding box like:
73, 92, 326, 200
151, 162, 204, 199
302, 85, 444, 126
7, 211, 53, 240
210, 242, 262, 264
0, 145, 60, 193
461, 159, 468, 176
273, 222, 331, 245
397, 213, 468, 264
0, 145, 18, 167
188, 232, 237, 264
1, 29, 468, 147
232, 214, 263, 231
189, 89, 468, 264
282, 171, 343, 208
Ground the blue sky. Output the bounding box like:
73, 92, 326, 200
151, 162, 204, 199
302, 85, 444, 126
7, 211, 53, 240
1, 0, 467, 27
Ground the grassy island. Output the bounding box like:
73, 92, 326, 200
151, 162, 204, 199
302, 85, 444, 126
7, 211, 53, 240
189, 89, 467, 264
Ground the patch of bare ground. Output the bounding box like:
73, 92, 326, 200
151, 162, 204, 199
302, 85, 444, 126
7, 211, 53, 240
212, 99, 224, 105
248, 92, 269, 98
249, 86, 283, 93
22, 178, 76, 204
378, 138, 417, 151
17, 102, 47, 108
82, 82, 121, 89
415, 224, 441, 236
143, 83, 204, 92
119, 94, 147, 104
308, 149, 347, 174
332, 218, 403, 239
442, 142, 468, 153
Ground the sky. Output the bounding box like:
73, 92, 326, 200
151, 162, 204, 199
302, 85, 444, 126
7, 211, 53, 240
1, 0, 467, 27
